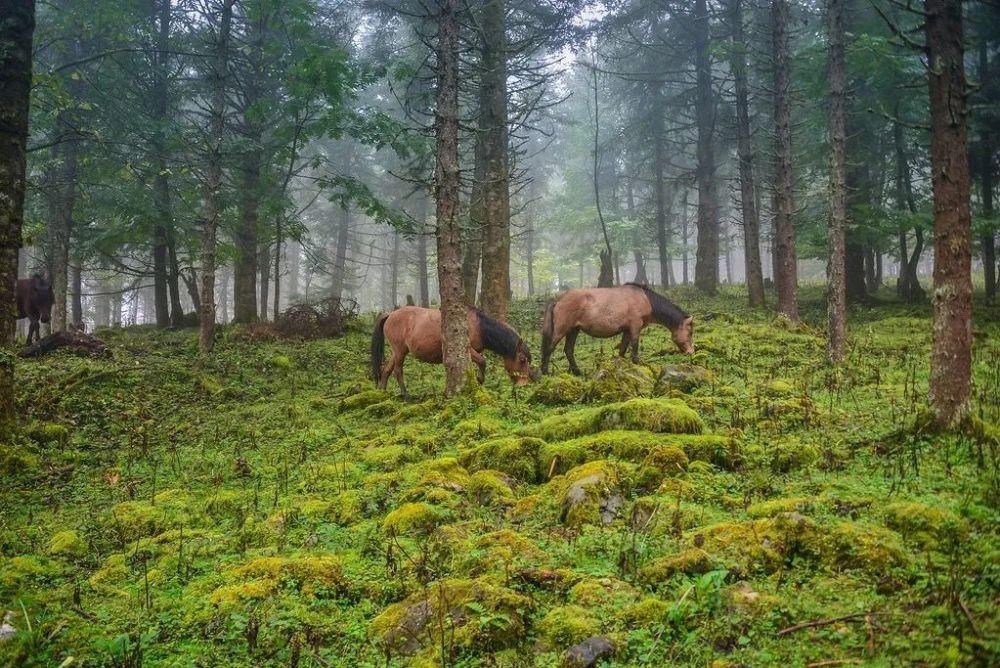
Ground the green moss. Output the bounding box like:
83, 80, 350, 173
640, 548, 715, 583
454, 414, 504, 439
459, 436, 544, 483
48, 530, 87, 559
457, 529, 547, 576
362, 443, 423, 471
747, 497, 817, 519
883, 501, 967, 547
521, 398, 703, 442
383, 502, 447, 536
369, 578, 531, 658
466, 470, 515, 507
88, 553, 127, 593
0, 446, 39, 476
339, 389, 390, 411
209, 554, 348, 612
567, 577, 640, 610
555, 460, 625, 527
816, 522, 909, 572
587, 358, 656, 402
768, 440, 820, 473
530, 373, 587, 405
204, 489, 246, 517
620, 597, 670, 627
765, 379, 795, 397
642, 445, 689, 475
537, 605, 601, 649
0, 555, 60, 590
655, 364, 714, 395
25, 421, 70, 445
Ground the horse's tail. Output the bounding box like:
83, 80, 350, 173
541, 299, 556, 357
370, 313, 390, 382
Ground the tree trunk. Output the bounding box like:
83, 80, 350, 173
287, 239, 300, 302
477, 0, 511, 318
390, 228, 400, 308
682, 190, 690, 284
435, 0, 469, 395
273, 219, 281, 318
167, 235, 184, 325
771, 0, 798, 320
652, 102, 672, 289
525, 210, 535, 296
0, 0, 35, 433
979, 40, 996, 303
259, 242, 270, 320
693, 0, 719, 294
733, 0, 765, 307
589, 49, 614, 287
331, 205, 351, 301
150, 0, 173, 328
233, 155, 260, 323
415, 193, 430, 307
46, 112, 78, 333
70, 262, 83, 328
827, 0, 848, 362
198, 0, 233, 353
926, 0, 972, 428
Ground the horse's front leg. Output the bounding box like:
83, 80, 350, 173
470, 349, 486, 384
629, 324, 643, 364
617, 332, 631, 357
564, 328, 582, 376
27, 318, 38, 345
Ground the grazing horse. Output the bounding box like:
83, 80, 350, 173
371, 306, 537, 398
15, 275, 55, 344
541, 283, 694, 375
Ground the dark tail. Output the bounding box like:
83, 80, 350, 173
371, 313, 389, 382
541, 300, 556, 359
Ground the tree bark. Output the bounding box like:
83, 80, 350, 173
979, 40, 996, 303
771, 0, 798, 320
926, 0, 973, 428
46, 111, 78, 333
198, 0, 233, 353
414, 192, 430, 307
733, 0, 765, 307
233, 155, 260, 323
652, 99, 673, 289
693, 0, 719, 294
477, 0, 511, 318
70, 261, 83, 328
827, 0, 848, 362
435, 0, 469, 395
149, 0, 175, 328
331, 205, 351, 301
0, 0, 35, 434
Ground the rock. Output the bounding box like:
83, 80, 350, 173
562, 636, 615, 668
531, 374, 587, 405
588, 358, 656, 402
655, 364, 713, 394
558, 461, 624, 526
538, 605, 601, 649
0, 611, 16, 642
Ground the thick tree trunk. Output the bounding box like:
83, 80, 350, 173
926, 0, 972, 427
733, 0, 765, 307
435, 0, 469, 395
287, 239, 300, 302
827, 0, 848, 362
693, 0, 719, 294
0, 0, 35, 433
846, 243, 867, 300
477, 0, 511, 318
198, 0, 233, 353
771, 0, 798, 320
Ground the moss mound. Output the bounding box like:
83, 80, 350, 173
459, 436, 543, 483
521, 398, 703, 442
538, 605, 601, 649
587, 358, 656, 402
531, 373, 587, 405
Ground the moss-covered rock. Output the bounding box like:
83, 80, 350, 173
48, 530, 87, 559
0, 555, 60, 590
521, 399, 703, 442
816, 521, 909, 572
459, 436, 543, 483
768, 440, 820, 473
457, 529, 547, 577
453, 414, 504, 439
655, 364, 714, 395
369, 578, 531, 658
747, 496, 817, 519
383, 502, 448, 536
531, 373, 587, 405
587, 358, 656, 402
883, 501, 967, 547
538, 605, 601, 649
24, 421, 70, 445
640, 548, 715, 583
621, 597, 670, 627
765, 379, 795, 397
642, 444, 689, 475
567, 577, 640, 611
209, 554, 349, 612
340, 389, 390, 411
556, 460, 626, 527
466, 470, 516, 507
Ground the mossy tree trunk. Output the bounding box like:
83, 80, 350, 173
926, 0, 973, 428
827, 0, 848, 363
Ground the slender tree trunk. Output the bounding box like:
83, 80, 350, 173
150, 0, 173, 328
733, 0, 765, 306
682, 190, 690, 284
233, 156, 260, 323
47, 113, 78, 333
198, 0, 233, 353
525, 210, 535, 296
979, 40, 996, 302
70, 262, 83, 328
693, 0, 719, 294
827, 0, 848, 362
926, 0, 972, 427
477, 0, 511, 318
273, 219, 282, 318
589, 48, 614, 286
167, 236, 184, 324
0, 0, 35, 433
287, 239, 300, 302
331, 205, 351, 301
390, 229, 400, 308
435, 0, 469, 395
259, 243, 271, 320
771, 0, 798, 320
415, 193, 430, 307
652, 103, 672, 288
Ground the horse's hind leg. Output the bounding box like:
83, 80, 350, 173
617, 332, 631, 357
470, 349, 486, 384
393, 357, 410, 401
629, 324, 643, 364
564, 328, 582, 376
27, 319, 38, 345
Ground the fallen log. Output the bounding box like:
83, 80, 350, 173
20, 331, 110, 358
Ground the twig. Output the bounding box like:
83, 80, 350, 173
957, 597, 980, 637
777, 613, 869, 636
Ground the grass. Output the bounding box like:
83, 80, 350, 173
1, 284, 998, 667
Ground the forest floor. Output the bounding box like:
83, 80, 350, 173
1, 286, 999, 667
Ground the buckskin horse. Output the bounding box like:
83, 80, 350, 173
15, 275, 55, 344
371, 306, 537, 398
540, 283, 694, 375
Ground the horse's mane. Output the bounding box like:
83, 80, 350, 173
625, 283, 688, 327
473, 308, 524, 359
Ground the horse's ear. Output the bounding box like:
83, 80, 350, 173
683, 316, 694, 326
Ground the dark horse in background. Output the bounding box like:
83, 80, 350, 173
541, 283, 694, 375
371, 306, 537, 399
16, 275, 54, 344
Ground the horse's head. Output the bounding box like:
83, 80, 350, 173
503, 340, 538, 385
32, 275, 54, 324
671, 316, 694, 354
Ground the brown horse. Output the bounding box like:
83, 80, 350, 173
540, 283, 693, 375
16, 275, 55, 344
371, 306, 536, 398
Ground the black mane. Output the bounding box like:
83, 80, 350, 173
625, 283, 688, 327
473, 308, 524, 358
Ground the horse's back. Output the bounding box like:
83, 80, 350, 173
386, 306, 444, 362
556, 285, 650, 337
